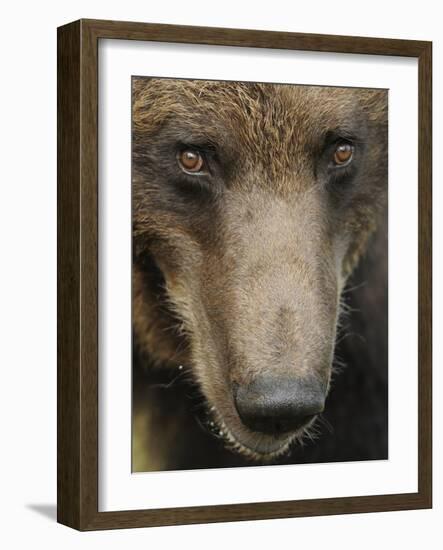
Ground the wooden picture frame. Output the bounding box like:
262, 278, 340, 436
57, 19, 432, 530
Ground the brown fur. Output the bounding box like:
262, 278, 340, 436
132, 78, 388, 464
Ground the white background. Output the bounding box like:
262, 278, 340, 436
0, 0, 441, 548
99, 41, 418, 511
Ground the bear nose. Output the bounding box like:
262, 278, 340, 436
233, 376, 325, 434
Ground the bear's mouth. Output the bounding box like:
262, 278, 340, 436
203, 404, 317, 460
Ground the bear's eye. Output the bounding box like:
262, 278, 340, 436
333, 142, 354, 166
177, 149, 206, 174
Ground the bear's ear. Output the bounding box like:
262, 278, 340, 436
132, 77, 177, 136
132, 75, 152, 87
361, 89, 388, 126
132, 77, 159, 138
132, 76, 152, 103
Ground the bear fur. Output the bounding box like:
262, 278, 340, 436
131, 78, 388, 471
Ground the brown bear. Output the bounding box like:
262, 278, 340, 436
131, 77, 388, 471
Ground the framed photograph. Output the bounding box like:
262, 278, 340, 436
57, 19, 432, 530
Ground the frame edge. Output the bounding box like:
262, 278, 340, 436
417, 41, 433, 509
57, 19, 82, 530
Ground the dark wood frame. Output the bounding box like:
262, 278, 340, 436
57, 18, 432, 531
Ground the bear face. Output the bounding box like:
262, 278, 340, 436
132, 78, 388, 460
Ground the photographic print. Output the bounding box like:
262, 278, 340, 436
131, 77, 388, 472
